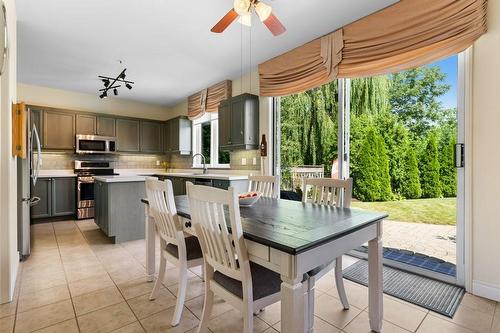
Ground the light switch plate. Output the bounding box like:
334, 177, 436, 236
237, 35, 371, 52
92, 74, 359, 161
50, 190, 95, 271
241, 158, 247, 165
252, 157, 257, 165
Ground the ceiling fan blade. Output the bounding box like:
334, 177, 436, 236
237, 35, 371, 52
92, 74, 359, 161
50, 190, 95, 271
262, 13, 286, 36
211, 9, 239, 33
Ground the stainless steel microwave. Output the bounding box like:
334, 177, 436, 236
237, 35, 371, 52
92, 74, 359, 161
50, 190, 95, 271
75, 134, 117, 154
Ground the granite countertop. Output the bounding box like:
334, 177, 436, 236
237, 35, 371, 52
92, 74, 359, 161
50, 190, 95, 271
94, 171, 249, 183
93, 175, 148, 183
38, 170, 77, 178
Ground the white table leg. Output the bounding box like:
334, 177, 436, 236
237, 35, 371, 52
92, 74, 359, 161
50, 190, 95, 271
368, 221, 383, 332
280, 276, 308, 333
145, 205, 155, 282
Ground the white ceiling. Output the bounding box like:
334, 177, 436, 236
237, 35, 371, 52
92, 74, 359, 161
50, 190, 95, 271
16, 0, 397, 107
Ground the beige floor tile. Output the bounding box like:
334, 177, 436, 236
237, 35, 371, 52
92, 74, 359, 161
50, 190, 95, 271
208, 308, 270, 332
257, 301, 281, 326
167, 276, 205, 302
0, 301, 16, 319
326, 280, 369, 310
185, 295, 234, 320
161, 268, 196, 287
73, 286, 125, 316
118, 277, 157, 300
19, 273, 67, 295
111, 321, 145, 333
344, 311, 410, 333
491, 315, 500, 333
33, 319, 79, 333
261, 328, 279, 333
64, 263, 108, 282
417, 314, 474, 333
496, 302, 500, 316
0, 315, 14, 333
77, 302, 137, 333
381, 296, 427, 332
314, 293, 362, 329
314, 272, 335, 293
458, 293, 497, 316
14, 299, 75, 333
17, 284, 70, 313
68, 273, 115, 297
139, 306, 199, 333
108, 265, 147, 285
431, 300, 494, 332
127, 288, 177, 319
272, 316, 340, 333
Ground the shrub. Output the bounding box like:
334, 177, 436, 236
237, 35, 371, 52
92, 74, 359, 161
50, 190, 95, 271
420, 134, 442, 198
439, 129, 457, 197
400, 145, 422, 199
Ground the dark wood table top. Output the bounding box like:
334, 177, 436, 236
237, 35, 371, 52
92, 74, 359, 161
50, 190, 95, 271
142, 196, 387, 255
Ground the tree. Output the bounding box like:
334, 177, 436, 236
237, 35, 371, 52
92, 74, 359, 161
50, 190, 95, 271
350, 76, 390, 116
400, 145, 422, 199
439, 126, 457, 197
389, 66, 450, 137
420, 133, 442, 198
352, 127, 392, 201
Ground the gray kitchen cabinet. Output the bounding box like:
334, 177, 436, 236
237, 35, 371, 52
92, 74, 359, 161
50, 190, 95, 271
76, 114, 97, 135
31, 177, 76, 219
165, 116, 191, 155
155, 175, 248, 195
219, 93, 259, 151
30, 178, 51, 219
51, 178, 76, 216
96, 117, 116, 137
94, 180, 145, 243
116, 119, 140, 152
43, 110, 76, 150
140, 121, 162, 153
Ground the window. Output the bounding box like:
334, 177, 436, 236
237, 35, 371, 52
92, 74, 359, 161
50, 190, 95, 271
192, 112, 230, 168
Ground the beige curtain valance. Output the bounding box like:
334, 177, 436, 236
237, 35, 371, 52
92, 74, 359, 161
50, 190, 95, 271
188, 80, 232, 120
259, 29, 343, 97
259, 0, 487, 96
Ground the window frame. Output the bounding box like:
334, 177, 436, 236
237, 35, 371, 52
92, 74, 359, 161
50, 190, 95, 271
192, 112, 230, 169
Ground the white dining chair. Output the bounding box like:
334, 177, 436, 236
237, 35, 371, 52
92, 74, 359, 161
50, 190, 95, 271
302, 178, 353, 326
145, 178, 204, 326
186, 182, 282, 333
248, 175, 279, 198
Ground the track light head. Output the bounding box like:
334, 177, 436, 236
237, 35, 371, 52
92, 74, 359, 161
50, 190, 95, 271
125, 83, 132, 90
100, 91, 107, 99
119, 72, 126, 80
102, 79, 110, 87
113, 88, 118, 96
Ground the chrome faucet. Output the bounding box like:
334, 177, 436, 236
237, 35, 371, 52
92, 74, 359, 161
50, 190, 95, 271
192, 153, 208, 174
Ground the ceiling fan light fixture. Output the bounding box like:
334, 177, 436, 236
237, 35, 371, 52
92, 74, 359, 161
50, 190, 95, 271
102, 79, 110, 87
255, 1, 272, 21
238, 13, 252, 27
233, 0, 250, 16
113, 88, 118, 96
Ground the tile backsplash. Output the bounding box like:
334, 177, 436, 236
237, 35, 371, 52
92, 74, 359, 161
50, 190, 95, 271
168, 150, 261, 171
40, 153, 168, 170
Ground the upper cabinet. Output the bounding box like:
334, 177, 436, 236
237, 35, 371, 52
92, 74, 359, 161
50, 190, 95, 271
76, 114, 97, 135
219, 93, 259, 151
43, 110, 76, 150
116, 119, 140, 152
165, 116, 191, 155
140, 121, 163, 153
96, 117, 116, 137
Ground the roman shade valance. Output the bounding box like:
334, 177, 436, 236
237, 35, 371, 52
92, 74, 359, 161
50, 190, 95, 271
188, 80, 232, 120
259, 0, 487, 96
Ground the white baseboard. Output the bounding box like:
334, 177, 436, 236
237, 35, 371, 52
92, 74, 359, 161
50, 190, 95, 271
472, 280, 500, 302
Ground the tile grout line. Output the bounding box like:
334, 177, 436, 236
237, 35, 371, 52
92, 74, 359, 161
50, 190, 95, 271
53, 221, 82, 333
413, 312, 429, 333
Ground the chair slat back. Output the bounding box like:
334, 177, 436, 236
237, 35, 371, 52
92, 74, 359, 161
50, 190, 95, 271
145, 178, 181, 244
302, 178, 353, 208
248, 175, 278, 198
186, 182, 249, 281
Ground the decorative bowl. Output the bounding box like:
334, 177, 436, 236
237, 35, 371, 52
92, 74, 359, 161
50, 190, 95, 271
238, 192, 262, 207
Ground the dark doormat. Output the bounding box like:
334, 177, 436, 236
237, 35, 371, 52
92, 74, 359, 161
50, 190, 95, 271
343, 259, 465, 318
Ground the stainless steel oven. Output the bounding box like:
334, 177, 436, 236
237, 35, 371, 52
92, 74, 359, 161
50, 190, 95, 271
75, 134, 117, 154
75, 160, 116, 219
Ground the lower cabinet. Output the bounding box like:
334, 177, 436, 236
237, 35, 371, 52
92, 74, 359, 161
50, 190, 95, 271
31, 177, 76, 220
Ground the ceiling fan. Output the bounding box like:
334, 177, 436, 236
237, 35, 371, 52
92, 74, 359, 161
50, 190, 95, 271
211, 0, 286, 36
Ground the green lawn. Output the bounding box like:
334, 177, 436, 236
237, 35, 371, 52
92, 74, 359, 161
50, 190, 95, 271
351, 198, 456, 225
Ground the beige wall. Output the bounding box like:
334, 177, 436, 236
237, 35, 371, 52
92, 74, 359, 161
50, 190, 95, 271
0, 0, 18, 303
17, 83, 173, 120
471, 0, 500, 301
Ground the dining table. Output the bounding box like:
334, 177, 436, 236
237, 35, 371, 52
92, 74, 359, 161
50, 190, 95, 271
142, 195, 387, 333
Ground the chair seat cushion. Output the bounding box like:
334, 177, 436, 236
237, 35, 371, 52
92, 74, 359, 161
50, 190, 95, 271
165, 236, 203, 261
213, 262, 281, 300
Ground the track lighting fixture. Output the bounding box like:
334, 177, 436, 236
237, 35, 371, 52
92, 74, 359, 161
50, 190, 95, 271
98, 67, 135, 99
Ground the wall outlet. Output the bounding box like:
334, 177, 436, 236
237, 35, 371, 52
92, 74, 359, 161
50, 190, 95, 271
156, 160, 160, 166
241, 158, 247, 165
252, 157, 257, 165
